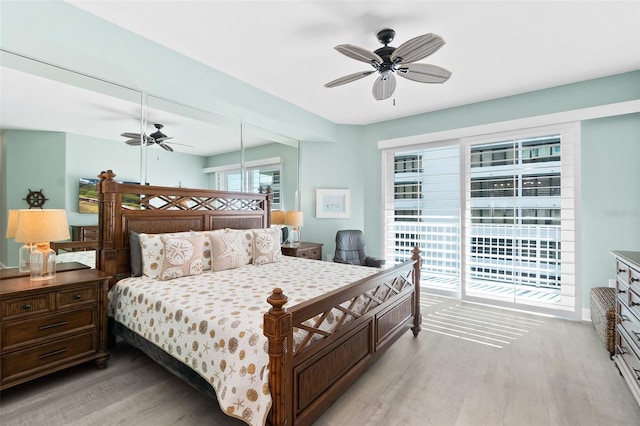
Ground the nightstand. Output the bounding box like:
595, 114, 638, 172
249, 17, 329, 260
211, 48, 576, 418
281, 242, 323, 260
0, 269, 111, 390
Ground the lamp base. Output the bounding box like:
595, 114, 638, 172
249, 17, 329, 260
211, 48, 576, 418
30, 243, 57, 281
19, 243, 35, 273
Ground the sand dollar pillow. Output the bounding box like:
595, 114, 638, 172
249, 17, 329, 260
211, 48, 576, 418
210, 230, 248, 271
158, 233, 204, 281
252, 228, 282, 265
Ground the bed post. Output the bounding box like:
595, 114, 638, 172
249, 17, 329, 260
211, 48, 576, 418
264, 288, 293, 426
96, 170, 118, 285
411, 246, 422, 337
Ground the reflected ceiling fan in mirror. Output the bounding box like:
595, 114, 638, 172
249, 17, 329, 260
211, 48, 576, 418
121, 123, 191, 152
324, 28, 451, 100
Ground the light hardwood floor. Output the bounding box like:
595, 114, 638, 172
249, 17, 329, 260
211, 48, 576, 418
2, 295, 639, 426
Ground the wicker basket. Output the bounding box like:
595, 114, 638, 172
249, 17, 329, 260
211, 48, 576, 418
590, 287, 616, 355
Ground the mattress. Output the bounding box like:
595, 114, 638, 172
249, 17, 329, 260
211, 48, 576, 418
108, 256, 379, 426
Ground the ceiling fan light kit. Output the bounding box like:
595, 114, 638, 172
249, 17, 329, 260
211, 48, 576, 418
325, 28, 451, 100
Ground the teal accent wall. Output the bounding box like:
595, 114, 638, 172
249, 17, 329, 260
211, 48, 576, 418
581, 113, 640, 297
2, 130, 66, 266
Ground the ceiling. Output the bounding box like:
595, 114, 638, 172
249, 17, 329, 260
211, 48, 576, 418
1, 1, 639, 156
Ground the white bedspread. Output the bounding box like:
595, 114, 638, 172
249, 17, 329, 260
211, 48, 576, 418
56, 250, 95, 268
108, 257, 378, 426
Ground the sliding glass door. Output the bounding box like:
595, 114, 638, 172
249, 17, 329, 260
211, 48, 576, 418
384, 124, 579, 316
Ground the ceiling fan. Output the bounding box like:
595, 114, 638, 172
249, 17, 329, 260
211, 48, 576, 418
121, 123, 178, 152
324, 28, 451, 101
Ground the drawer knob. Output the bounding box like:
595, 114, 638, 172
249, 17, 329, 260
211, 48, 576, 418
619, 268, 627, 273
634, 331, 640, 341
632, 277, 640, 283
618, 289, 626, 294
634, 368, 640, 381
74, 294, 82, 300
631, 301, 640, 307
23, 303, 31, 310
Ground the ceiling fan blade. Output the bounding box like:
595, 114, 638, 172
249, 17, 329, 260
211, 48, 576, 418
335, 44, 383, 65
158, 143, 174, 152
391, 33, 445, 64
372, 73, 396, 101
154, 136, 174, 143
125, 139, 142, 146
397, 63, 452, 83
325, 70, 376, 88
121, 132, 142, 139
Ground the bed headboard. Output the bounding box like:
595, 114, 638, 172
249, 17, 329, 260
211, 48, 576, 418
96, 169, 272, 284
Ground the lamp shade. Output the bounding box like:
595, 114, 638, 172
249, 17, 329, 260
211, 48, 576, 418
271, 210, 286, 225
5, 209, 19, 238
284, 211, 303, 227
14, 209, 70, 243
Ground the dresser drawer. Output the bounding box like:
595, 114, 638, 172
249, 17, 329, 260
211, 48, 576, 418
57, 285, 97, 309
1, 294, 53, 320
630, 265, 640, 290
617, 259, 631, 286
1, 332, 96, 384
617, 332, 640, 384
629, 288, 640, 320
2, 308, 95, 349
298, 247, 321, 260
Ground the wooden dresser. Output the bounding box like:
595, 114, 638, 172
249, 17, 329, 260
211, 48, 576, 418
281, 242, 323, 260
612, 250, 640, 405
71, 225, 99, 242
0, 269, 111, 390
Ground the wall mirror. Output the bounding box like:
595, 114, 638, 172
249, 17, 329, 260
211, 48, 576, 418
1, 51, 299, 266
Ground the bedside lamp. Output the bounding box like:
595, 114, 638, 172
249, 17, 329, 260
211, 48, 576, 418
14, 209, 70, 280
6, 209, 35, 273
284, 211, 303, 245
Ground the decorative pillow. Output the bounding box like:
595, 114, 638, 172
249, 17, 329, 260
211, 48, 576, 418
252, 228, 282, 265
139, 231, 192, 278
193, 229, 225, 271
231, 229, 255, 264
210, 230, 248, 271
129, 231, 142, 277
158, 233, 204, 281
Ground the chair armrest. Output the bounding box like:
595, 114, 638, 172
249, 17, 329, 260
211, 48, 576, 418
365, 257, 386, 268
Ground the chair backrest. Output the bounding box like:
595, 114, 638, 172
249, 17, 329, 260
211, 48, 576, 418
333, 230, 367, 265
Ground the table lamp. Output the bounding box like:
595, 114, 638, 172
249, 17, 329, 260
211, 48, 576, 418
284, 211, 303, 245
6, 209, 36, 273
14, 209, 70, 280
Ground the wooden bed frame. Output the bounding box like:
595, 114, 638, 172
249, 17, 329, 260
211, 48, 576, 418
95, 169, 422, 426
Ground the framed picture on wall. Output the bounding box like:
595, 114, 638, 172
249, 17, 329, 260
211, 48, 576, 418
316, 189, 350, 218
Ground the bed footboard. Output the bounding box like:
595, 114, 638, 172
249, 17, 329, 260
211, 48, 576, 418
265, 247, 421, 425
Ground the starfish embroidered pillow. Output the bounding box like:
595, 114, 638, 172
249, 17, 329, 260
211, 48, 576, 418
210, 230, 248, 271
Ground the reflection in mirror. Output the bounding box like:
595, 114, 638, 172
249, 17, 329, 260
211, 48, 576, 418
204, 122, 299, 212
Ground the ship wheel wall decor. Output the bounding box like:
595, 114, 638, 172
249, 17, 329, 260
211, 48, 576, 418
23, 189, 48, 208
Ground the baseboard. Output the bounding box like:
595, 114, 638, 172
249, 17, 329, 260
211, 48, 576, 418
582, 307, 591, 322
